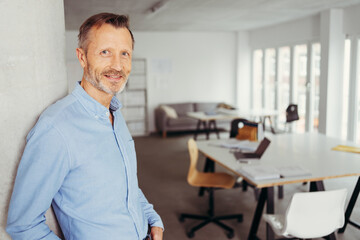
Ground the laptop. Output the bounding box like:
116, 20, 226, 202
233, 137, 271, 162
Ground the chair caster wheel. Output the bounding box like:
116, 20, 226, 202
187, 231, 194, 238
227, 231, 234, 239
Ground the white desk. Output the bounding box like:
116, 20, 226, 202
218, 108, 280, 134
187, 112, 236, 140
196, 133, 360, 240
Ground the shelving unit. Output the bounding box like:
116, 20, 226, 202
118, 59, 148, 136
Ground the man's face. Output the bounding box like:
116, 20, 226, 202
80, 24, 133, 95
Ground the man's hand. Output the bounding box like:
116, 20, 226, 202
150, 226, 163, 240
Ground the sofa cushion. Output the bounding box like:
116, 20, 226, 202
194, 102, 220, 113
167, 117, 197, 127
160, 105, 178, 118
167, 103, 195, 117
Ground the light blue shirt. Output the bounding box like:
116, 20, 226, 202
7, 83, 163, 240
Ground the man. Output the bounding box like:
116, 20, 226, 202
7, 13, 164, 240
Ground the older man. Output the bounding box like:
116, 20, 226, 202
7, 13, 163, 240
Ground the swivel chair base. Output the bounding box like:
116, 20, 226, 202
179, 188, 243, 239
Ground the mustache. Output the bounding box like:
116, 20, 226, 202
102, 69, 126, 78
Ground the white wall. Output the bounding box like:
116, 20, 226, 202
0, 0, 68, 239
236, 31, 251, 110
343, 3, 360, 35
66, 31, 238, 132
249, 14, 321, 49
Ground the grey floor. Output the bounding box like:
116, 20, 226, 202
135, 131, 360, 240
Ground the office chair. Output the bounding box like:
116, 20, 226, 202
179, 139, 243, 239
229, 118, 258, 140
284, 104, 299, 132
263, 188, 347, 239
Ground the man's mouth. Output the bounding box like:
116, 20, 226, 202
104, 74, 122, 80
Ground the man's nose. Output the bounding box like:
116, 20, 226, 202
110, 55, 123, 71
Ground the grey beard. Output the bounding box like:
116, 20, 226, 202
85, 68, 128, 96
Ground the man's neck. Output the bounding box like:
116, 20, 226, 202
80, 79, 113, 109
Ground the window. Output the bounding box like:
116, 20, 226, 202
342, 39, 351, 140
294, 44, 308, 133
312, 43, 321, 131
264, 48, 276, 109
277, 46, 291, 129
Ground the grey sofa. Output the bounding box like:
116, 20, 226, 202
155, 102, 231, 138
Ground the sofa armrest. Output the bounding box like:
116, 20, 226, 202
155, 107, 168, 132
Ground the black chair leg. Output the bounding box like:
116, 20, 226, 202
179, 188, 243, 239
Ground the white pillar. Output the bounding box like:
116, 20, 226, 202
236, 31, 251, 110
318, 9, 345, 137
0, 1, 67, 239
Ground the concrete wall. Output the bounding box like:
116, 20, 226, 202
66, 30, 238, 132
0, 0, 68, 239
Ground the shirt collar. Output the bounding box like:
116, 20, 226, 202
72, 82, 122, 118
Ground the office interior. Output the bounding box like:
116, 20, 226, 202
1, 0, 360, 239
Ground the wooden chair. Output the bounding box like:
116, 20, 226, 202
179, 139, 243, 239
263, 189, 347, 239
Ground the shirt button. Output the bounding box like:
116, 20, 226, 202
106, 111, 110, 117
95, 115, 99, 119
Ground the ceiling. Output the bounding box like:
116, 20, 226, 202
64, 0, 360, 32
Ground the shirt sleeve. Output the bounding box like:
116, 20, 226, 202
138, 188, 164, 230
6, 121, 70, 240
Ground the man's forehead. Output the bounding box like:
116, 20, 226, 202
88, 24, 132, 47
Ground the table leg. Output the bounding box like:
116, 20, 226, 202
194, 120, 202, 140
338, 176, 360, 233
202, 121, 210, 140
266, 187, 275, 240
209, 120, 220, 139
248, 187, 269, 240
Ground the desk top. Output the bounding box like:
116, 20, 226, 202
186, 111, 236, 121
217, 108, 280, 118
197, 133, 360, 188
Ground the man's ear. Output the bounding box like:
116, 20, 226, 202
76, 48, 87, 68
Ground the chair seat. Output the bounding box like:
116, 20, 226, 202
188, 171, 236, 189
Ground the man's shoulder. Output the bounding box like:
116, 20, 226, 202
38, 93, 79, 127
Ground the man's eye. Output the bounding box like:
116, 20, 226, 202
122, 52, 129, 57
101, 50, 109, 55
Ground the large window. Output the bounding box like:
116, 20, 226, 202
342, 39, 351, 140
264, 48, 276, 109
251, 42, 321, 133
312, 43, 321, 131
277, 47, 291, 130
294, 44, 308, 133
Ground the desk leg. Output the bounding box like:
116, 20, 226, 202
209, 120, 220, 139
248, 187, 272, 240
194, 120, 202, 140
339, 176, 360, 233
203, 121, 210, 140
266, 187, 275, 240
198, 158, 215, 197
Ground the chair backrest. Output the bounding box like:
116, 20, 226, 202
286, 104, 299, 123
187, 138, 200, 186
284, 188, 347, 239
229, 118, 258, 141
